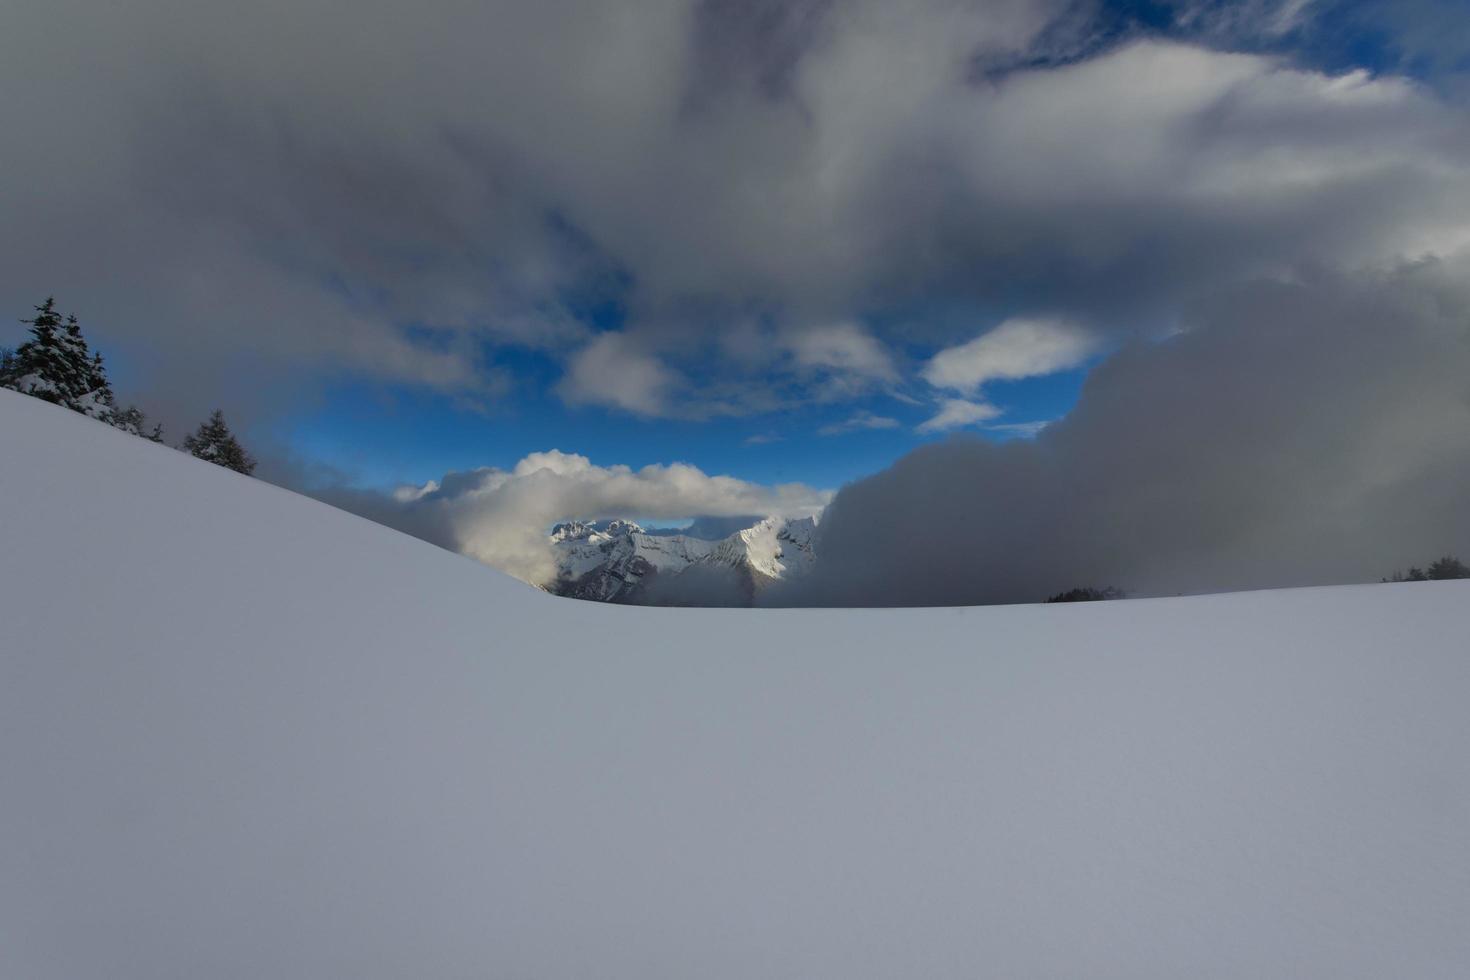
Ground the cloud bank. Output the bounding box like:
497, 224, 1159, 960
317, 450, 829, 587
779, 254, 1470, 605
5, 0, 1470, 426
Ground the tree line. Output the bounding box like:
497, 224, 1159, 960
1050, 555, 1470, 602
1383, 556, 1470, 582
1, 298, 256, 475
1046, 586, 1127, 603
1047, 557, 1469, 604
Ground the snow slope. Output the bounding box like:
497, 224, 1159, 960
2, 388, 1468, 980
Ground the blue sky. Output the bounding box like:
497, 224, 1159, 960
279, 362, 1091, 491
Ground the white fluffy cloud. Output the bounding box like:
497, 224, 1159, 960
818, 411, 902, 436
323, 449, 830, 587
556, 333, 680, 417
786, 323, 899, 382
922, 318, 1099, 394
916, 399, 1004, 433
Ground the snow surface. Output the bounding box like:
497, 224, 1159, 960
2, 387, 1469, 979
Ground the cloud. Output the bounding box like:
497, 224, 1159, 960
923, 318, 1099, 393
556, 333, 680, 417
987, 420, 1053, 438
7, 1, 1468, 423
786, 323, 898, 380
776, 254, 1470, 606
312, 449, 830, 587
780, 322, 902, 401
818, 411, 901, 436
1170, 0, 1320, 41
916, 399, 1004, 433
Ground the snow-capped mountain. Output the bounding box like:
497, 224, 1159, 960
549, 515, 817, 605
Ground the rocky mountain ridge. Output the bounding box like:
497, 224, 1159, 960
548, 515, 817, 605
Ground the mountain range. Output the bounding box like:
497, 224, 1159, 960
548, 515, 817, 605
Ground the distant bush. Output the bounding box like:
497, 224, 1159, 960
1384, 555, 1469, 583
1046, 586, 1126, 603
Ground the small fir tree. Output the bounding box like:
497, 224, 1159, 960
182, 410, 256, 475
3, 298, 165, 440
109, 404, 165, 442
1, 298, 108, 413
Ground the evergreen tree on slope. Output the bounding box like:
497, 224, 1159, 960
182, 410, 256, 475
108, 404, 166, 443
1427, 556, 1470, 580
2, 298, 162, 440
0, 298, 111, 414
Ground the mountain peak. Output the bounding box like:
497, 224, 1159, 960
549, 520, 597, 543
602, 519, 645, 537
547, 514, 818, 605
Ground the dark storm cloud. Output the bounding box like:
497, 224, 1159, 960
688, 0, 835, 105
778, 256, 1470, 605
0, 0, 673, 421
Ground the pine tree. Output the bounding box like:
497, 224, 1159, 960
2, 298, 167, 440
1384, 558, 1465, 582
109, 404, 165, 443
1, 298, 116, 419
182, 410, 256, 475
1427, 556, 1469, 580
3, 298, 79, 404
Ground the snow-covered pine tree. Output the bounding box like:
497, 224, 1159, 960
4, 299, 110, 414
2, 298, 164, 440
109, 404, 165, 442
182, 410, 256, 475
2, 299, 97, 410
